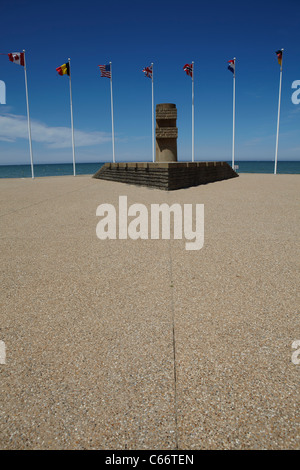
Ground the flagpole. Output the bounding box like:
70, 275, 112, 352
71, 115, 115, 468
274, 48, 283, 175
23, 50, 34, 179
151, 62, 154, 162
110, 61, 115, 163
232, 57, 236, 170
192, 61, 194, 162
68, 58, 76, 176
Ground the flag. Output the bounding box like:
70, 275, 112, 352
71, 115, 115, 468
142, 65, 152, 79
56, 62, 70, 76
99, 64, 111, 78
8, 52, 24, 66
228, 59, 235, 75
142, 63, 154, 162
276, 50, 282, 66
183, 63, 193, 77
7, 50, 34, 177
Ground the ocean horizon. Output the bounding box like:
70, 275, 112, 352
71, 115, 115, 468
0, 161, 300, 178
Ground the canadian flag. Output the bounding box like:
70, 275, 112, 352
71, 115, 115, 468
8, 52, 25, 66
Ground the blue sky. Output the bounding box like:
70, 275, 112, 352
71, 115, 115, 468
0, 0, 299, 165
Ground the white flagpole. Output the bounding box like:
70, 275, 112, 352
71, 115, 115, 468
23, 50, 34, 179
151, 62, 154, 162
232, 57, 236, 170
192, 61, 194, 162
68, 58, 76, 176
110, 62, 115, 163
274, 49, 283, 175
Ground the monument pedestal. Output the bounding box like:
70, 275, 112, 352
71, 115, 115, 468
93, 103, 238, 190
93, 161, 238, 191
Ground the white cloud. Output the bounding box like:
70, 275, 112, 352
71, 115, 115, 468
0, 113, 111, 148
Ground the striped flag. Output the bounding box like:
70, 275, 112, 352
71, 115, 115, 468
183, 63, 193, 78
228, 59, 235, 75
8, 52, 24, 66
276, 50, 283, 66
56, 62, 70, 76
142, 65, 152, 79
99, 64, 111, 78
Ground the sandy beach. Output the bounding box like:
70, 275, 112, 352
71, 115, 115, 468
0, 173, 299, 450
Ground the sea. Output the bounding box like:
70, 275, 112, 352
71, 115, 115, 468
0, 161, 300, 178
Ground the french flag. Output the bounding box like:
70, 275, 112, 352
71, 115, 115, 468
228, 59, 235, 75
8, 52, 25, 66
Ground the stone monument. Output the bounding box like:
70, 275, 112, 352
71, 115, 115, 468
155, 103, 178, 162
93, 103, 238, 190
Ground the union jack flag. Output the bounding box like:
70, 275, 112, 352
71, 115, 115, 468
98, 64, 111, 78
183, 63, 193, 78
142, 64, 152, 79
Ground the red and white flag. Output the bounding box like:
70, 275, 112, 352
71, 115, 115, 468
8, 52, 25, 66
142, 65, 153, 79
183, 63, 193, 78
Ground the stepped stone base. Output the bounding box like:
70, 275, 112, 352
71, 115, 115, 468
93, 161, 238, 190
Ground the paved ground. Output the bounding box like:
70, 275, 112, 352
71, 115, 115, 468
0, 173, 299, 449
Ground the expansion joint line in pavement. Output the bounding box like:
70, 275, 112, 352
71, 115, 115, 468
168, 240, 179, 450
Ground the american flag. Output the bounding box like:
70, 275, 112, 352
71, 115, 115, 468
183, 63, 193, 78
142, 65, 152, 79
98, 64, 111, 78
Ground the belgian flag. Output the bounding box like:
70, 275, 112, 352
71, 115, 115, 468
56, 62, 70, 76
